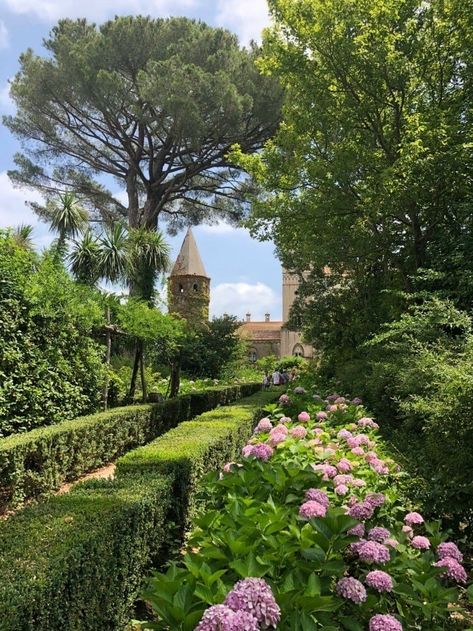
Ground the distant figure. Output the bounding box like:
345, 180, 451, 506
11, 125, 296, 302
272, 369, 281, 386
290, 368, 297, 382
280, 369, 289, 385
262, 372, 271, 389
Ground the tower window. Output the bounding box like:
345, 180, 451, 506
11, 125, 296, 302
248, 348, 258, 363
293, 344, 304, 357
179, 283, 184, 293
193, 283, 198, 291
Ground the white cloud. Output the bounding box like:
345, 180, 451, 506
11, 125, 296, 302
2, 0, 198, 22
216, 0, 270, 44
0, 171, 53, 246
0, 79, 14, 115
210, 281, 280, 320
0, 20, 8, 48
197, 221, 242, 236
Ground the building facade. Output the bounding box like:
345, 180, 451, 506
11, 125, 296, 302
169, 229, 313, 360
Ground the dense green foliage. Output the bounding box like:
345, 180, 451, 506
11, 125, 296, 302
0, 383, 260, 510
141, 384, 472, 630
234, 0, 473, 540
181, 315, 246, 379
0, 231, 104, 436
0, 389, 278, 631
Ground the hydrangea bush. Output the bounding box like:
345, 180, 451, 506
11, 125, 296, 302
140, 384, 472, 630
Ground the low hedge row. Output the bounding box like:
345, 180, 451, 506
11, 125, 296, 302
0, 389, 278, 631
0, 383, 260, 509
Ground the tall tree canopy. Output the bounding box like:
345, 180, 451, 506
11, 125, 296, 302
235, 0, 473, 361
5, 16, 282, 233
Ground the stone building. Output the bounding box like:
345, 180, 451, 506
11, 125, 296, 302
168, 228, 313, 359
168, 228, 210, 326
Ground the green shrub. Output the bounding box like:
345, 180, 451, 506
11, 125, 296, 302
0, 474, 172, 631
0, 232, 105, 436
0, 389, 278, 631
0, 384, 260, 509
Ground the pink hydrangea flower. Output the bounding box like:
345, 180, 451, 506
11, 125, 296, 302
385, 538, 399, 548
312, 463, 338, 480
335, 577, 367, 604
351, 446, 365, 456
358, 417, 379, 429
298, 411, 311, 423
437, 542, 463, 563
299, 500, 327, 519
314, 427, 324, 435
365, 570, 393, 592
242, 444, 254, 457
316, 411, 328, 421
305, 488, 330, 507
337, 429, 353, 440
223, 462, 236, 473
290, 425, 308, 439
327, 404, 338, 412
335, 484, 349, 496
225, 578, 281, 628
411, 535, 430, 550
402, 525, 413, 538
369, 614, 403, 631
352, 397, 363, 405
433, 556, 468, 583
371, 459, 389, 475
336, 458, 352, 473
348, 523, 365, 538
356, 541, 391, 564
334, 474, 353, 486
279, 416, 292, 424
368, 527, 390, 543
351, 478, 366, 488
365, 451, 379, 463
254, 418, 272, 434
404, 511, 424, 525
279, 394, 290, 405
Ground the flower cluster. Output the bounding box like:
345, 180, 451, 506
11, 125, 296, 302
224, 578, 281, 628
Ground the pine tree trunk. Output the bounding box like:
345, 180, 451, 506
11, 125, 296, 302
140, 349, 147, 403
170, 355, 181, 398
129, 342, 142, 400
102, 305, 112, 410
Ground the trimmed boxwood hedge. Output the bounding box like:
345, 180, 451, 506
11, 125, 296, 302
0, 389, 278, 631
0, 383, 260, 509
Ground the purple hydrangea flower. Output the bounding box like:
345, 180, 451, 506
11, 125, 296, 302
305, 488, 330, 507
224, 578, 281, 628
369, 614, 403, 631
299, 500, 327, 519
352, 397, 363, 405
335, 577, 367, 604
337, 429, 353, 440
242, 444, 254, 457
434, 556, 468, 583
316, 411, 328, 421
249, 444, 274, 461
351, 478, 366, 487
279, 394, 290, 405
411, 535, 430, 550
348, 523, 365, 538
351, 447, 365, 456
356, 541, 391, 564
335, 484, 349, 496
437, 542, 463, 563
365, 570, 393, 592
347, 501, 374, 521
298, 411, 311, 422
368, 527, 390, 543
279, 416, 292, 424
196, 605, 259, 631
365, 493, 385, 508
334, 474, 353, 486
404, 511, 424, 525
312, 463, 338, 480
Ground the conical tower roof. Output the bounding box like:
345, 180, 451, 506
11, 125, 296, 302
170, 228, 209, 278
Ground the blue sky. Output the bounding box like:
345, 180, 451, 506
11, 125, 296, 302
0, 0, 283, 321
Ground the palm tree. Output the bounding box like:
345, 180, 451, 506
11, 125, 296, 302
12, 224, 34, 250
49, 192, 88, 259
69, 221, 171, 405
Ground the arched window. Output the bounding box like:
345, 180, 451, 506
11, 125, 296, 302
248, 347, 258, 363
293, 344, 304, 357
193, 283, 198, 291
178, 283, 184, 293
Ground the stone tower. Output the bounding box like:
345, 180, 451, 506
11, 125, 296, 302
280, 269, 313, 358
168, 228, 210, 325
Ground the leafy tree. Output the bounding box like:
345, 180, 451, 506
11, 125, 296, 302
0, 231, 104, 436
5, 16, 282, 234
181, 315, 245, 379
233, 0, 473, 372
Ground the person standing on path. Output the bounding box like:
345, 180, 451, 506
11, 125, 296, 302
272, 369, 281, 386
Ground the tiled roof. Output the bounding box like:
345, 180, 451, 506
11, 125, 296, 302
239, 321, 283, 341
